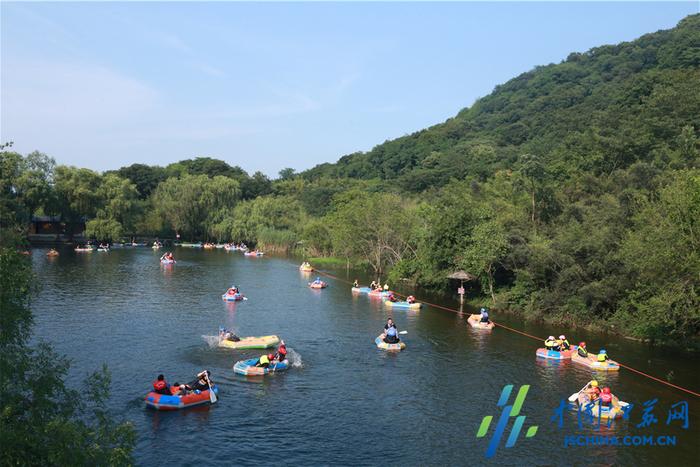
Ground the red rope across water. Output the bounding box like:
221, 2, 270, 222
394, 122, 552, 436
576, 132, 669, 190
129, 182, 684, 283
310, 266, 700, 398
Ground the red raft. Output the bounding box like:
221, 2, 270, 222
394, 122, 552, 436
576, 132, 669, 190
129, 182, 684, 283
145, 385, 219, 410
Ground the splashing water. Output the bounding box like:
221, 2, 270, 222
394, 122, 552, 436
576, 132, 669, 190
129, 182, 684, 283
287, 348, 303, 368
201, 335, 220, 348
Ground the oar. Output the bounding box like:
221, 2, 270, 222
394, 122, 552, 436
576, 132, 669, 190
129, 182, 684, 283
205, 372, 217, 404
399, 331, 408, 335
568, 381, 590, 402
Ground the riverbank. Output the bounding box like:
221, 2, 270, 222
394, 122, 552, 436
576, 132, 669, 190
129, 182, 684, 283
302, 256, 700, 353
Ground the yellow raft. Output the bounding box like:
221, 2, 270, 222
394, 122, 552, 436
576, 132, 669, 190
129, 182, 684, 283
218, 335, 280, 350
571, 348, 620, 371
375, 335, 406, 351
577, 393, 627, 419
383, 300, 421, 310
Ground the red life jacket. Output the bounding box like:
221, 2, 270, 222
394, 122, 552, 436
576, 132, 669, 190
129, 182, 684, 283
601, 393, 612, 404
153, 380, 167, 392
278, 345, 287, 357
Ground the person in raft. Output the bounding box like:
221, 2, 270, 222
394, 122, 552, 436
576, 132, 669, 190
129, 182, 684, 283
387, 293, 398, 303
182, 370, 212, 392
255, 354, 271, 368
382, 318, 400, 344
370, 281, 377, 290
407, 295, 416, 304
577, 342, 588, 357
313, 277, 322, 284
353, 279, 359, 288
558, 335, 571, 350
597, 349, 609, 362
152, 374, 171, 395
600, 387, 614, 407
271, 341, 288, 363
226, 286, 239, 296
383, 283, 389, 292
219, 327, 240, 342
584, 380, 601, 401
544, 336, 560, 351
479, 307, 490, 323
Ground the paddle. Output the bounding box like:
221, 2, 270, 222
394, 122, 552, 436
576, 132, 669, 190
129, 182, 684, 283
399, 331, 408, 335
204, 372, 217, 404
569, 381, 591, 402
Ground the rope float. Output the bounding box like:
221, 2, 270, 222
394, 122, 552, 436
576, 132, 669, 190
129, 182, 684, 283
310, 266, 700, 398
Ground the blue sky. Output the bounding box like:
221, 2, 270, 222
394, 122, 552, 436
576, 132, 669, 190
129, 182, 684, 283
1, 2, 697, 176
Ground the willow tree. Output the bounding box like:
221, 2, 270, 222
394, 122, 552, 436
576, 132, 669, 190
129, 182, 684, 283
153, 174, 240, 240
86, 174, 140, 240
326, 191, 415, 275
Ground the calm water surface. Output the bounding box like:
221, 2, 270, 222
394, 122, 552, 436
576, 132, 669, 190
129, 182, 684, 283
30, 248, 699, 466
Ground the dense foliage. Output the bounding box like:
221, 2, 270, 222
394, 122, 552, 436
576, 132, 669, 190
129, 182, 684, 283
2, 15, 699, 343
0, 175, 136, 464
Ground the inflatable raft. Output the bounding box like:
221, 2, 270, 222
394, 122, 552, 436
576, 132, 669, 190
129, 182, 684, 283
221, 292, 245, 301
299, 266, 314, 272
368, 289, 391, 298
145, 385, 218, 410
218, 335, 280, 350
384, 300, 421, 310
46, 250, 59, 257
74, 247, 93, 252
375, 335, 406, 351
467, 314, 495, 330
571, 348, 620, 371
351, 286, 372, 294
244, 251, 264, 257
161, 259, 176, 265
536, 348, 573, 360
233, 358, 289, 376
309, 281, 328, 289
576, 393, 627, 419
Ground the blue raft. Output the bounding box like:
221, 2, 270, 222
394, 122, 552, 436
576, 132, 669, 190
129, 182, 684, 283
233, 358, 289, 376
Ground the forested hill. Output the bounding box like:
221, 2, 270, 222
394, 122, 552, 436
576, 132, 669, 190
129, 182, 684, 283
301, 14, 700, 191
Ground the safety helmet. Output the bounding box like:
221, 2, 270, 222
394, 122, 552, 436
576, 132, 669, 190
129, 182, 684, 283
602, 387, 611, 394
268, 353, 275, 360
480, 308, 486, 312
548, 336, 555, 340
559, 335, 566, 339
579, 342, 586, 347
591, 380, 599, 387
600, 349, 607, 354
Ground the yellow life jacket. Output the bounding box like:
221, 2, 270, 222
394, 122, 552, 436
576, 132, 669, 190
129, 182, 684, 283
544, 339, 555, 349
597, 353, 607, 362
259, 355, 270, 365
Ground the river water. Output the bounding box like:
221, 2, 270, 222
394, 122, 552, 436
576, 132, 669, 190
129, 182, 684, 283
30, 247, 698, 465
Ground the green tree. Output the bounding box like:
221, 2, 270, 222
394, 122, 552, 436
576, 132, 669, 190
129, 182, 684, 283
615, 170, 700, 340
0, 246, 135, 465
153, 174, 240, 240
326, 191, 414, 275
459, 217, 508, 304
86, 174, 141, 240
54, 166, 102, 222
